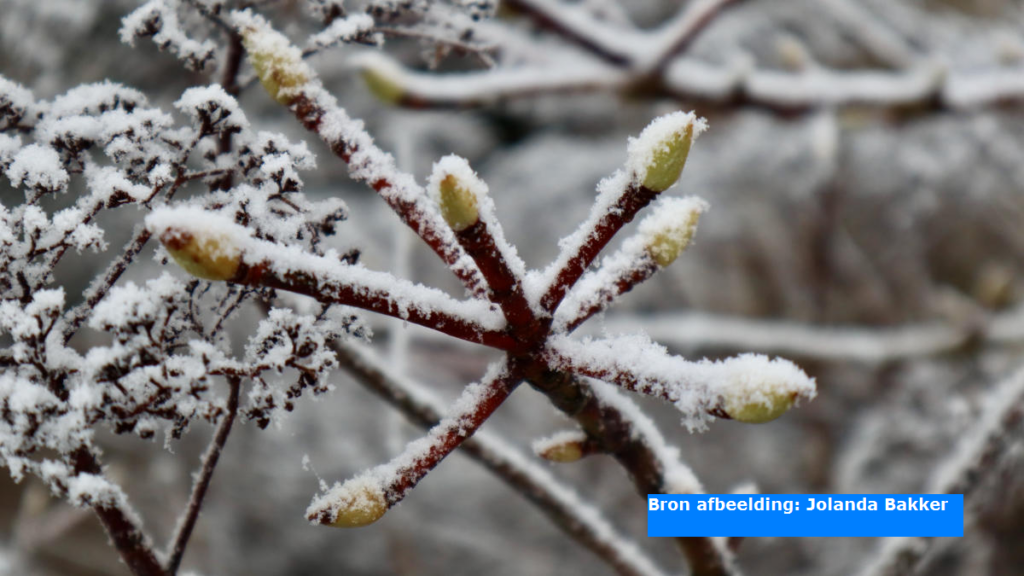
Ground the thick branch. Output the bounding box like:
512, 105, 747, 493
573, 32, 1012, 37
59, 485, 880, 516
453, 219, 538, 337
238, 258, 517, 350
541, 182, 659, 312
859, 366, 1024, 576
522, 367, 733, 576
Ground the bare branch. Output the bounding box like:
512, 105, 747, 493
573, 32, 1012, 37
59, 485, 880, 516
165, 376, 241, 575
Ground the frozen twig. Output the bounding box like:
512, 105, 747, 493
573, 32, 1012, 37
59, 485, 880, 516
539, 112, 706, 312
428, 155, 537, 333
330, 340, 670, 576
145, 206, 514, 349
164, 376, 241, 575
858, 366, 1024, 576
307, 360, 519, 526
71, 447, 167, 576
232, 10, 490, 298
546, 334, 816, 429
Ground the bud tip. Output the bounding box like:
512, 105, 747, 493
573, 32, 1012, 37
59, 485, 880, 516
428, 155, 486, 232
627, 111, 707, 193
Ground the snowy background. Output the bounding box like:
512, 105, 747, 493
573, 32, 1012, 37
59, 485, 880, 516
2, 1, 1024, 575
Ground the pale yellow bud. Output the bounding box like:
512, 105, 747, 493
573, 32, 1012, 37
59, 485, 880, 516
437, 174, 480, 232
239, 21, 311, 105
159, 227, 241, 282
533, 431, 589, 463
713, 354, 816, 424
539, 441, 583, 463
327, 483, 388, 528
723, 390, 798, 424
639, 197, 708, 268
361, 68, 404, 104
351, 53, 405, 104
641, 123, 694, 192
429, 156, 487, 232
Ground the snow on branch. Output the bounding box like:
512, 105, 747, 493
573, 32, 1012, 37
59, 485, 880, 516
330, 340, 669, 576
537, 111, 706, 312
232, 9, 490, 299
592, 306, 1024, 364
546, 334, 816, 430
307, 360, 517, 527
145, 206, 511, 348
555, 196, 708, 332
350, 46, 626, 107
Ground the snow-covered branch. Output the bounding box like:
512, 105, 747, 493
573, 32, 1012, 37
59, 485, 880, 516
307, 360, 518, 526
330, 340, 669, 576
546, 335, 816, 430
538, 112, 706, 313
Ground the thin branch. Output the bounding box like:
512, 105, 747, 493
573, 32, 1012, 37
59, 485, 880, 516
307, 360, 520, 522
358, 50, 1024, 112
286, 90, 490, 298
330, 339, 670, 576
164, 376, 241, 575
556, 251, 658, 333
378, 361, 518, 507
62, 226, 152, 344
540, 181, 659, 312
502, 0, 636, 66
235, 253, 515, 350
645, 0, 746, 74
71, 447, 167, 576
592, 309, 1024, 364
